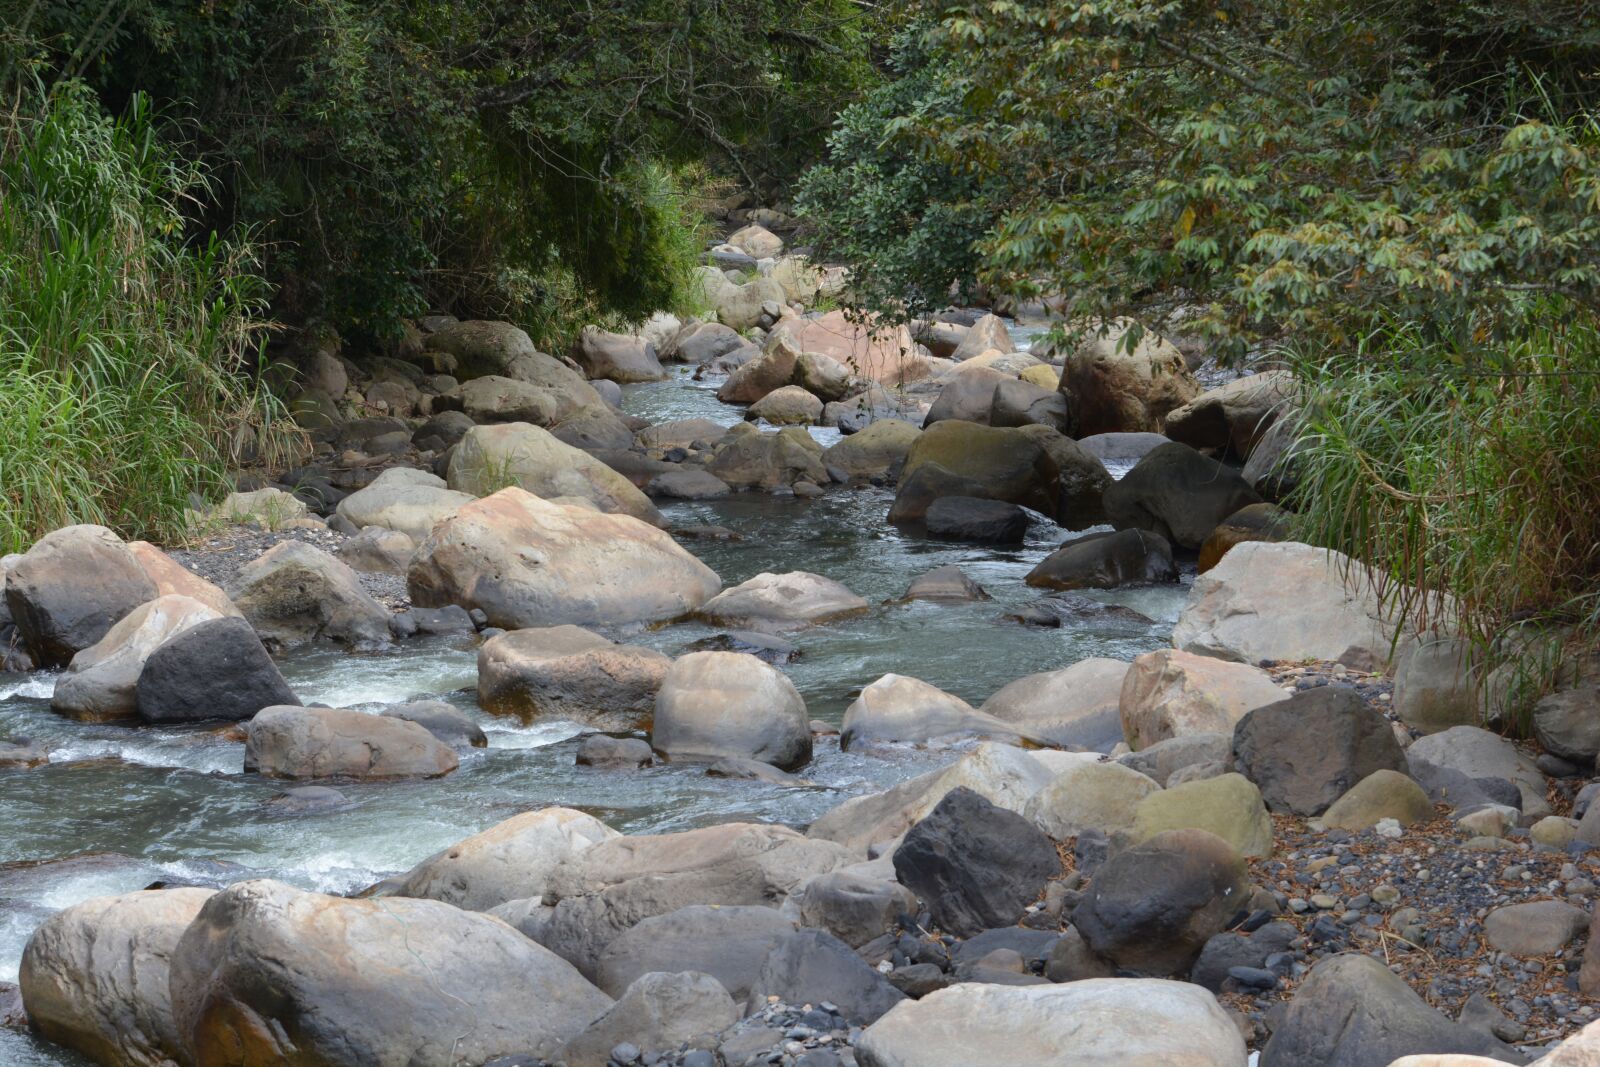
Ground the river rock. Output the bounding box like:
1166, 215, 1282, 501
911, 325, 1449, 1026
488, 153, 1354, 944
1058, 319, 1200, 436
135, 615, 299, 724
807, 743, 1057, 854
923, 364, 1010, 426
499, 349, 608, 418
857, 978, 1247, 1067
126, 541, 241, 619
1533, 686, 1600, 765
821, 419, 921, 480
1023, 759, 1162, 839
1014, 425, 1114, 520
1119, 732, 1234, 786
707, 427, 828, 489
1231, 686, 1409, 816
841, 673, 1023, 750
448, 422, 660, 522
892, 787, 1060, 938
335, 477, 473, 542
697, 571, 868, 631
1198, 501, 1293, 572
1483, 900, 1588, 956
748, 928, 907, 1024
226, 540, 391, 651
334, 525, 417, 575
769, 311, 933, 387
0, 738, 49, 768
1103, 442, 1263, 550
793, 349, 854, 401
168, 879, 611, 1064
1131, 772, 1273, 858
1260, 953, 1520, 1067
795, 871, 918, 948
596, 905, 796, 1001
888, 421, 1059, 522
1121, 649, 1289, 750
950, 314, 1013, 362
636, 416, 730, 450
718, 336, 801, 404
576, 735, 655, 769
424, 319, 536, 378
923, 496, 1029, 544
19, 887, 215, 1067
394, 807, 619, 911
1321, 769, 1433, 830
728, 223, 783, 259
749, 384, 824, 425
898, 565, 990, 603
556, 971, 738, 1067
1076, 431, 1170, 467
1073, 828, 1249, 976
570, 327, 667, 383
409, 487, 720, 628
51, 594, 223, 721
653, 651, 811, 769
989, 377, 1071, 433
245, 705, 459, 779
380, 699, 486, 748
979, 658, 1130, 751
1407, 726, 1550, 818
477, 625, 671, 730
1164, 370, 1296, 458
663, 321, 745, 364
212, 487, 309, 528
1172, 541, 1406, 670
1026, 528, 1176, 590
5, 525, 158, 667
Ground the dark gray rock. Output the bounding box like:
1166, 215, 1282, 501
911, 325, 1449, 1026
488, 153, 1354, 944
1232, 686, 1408, 816
1407, 757, 1522, 811
1190, 923, 1297, 992
389, 604, 475, 638
948, 927, 1061, 968
575, 735, 654, 768
6, 526, 158, 667
1003, 593, 1154, 630
380, 700, 486, 748
1532, 685, 1600, 765
796, 872, 918, 948
1025, 529, 1177, 590
923, 497, 1029, 544
593, 904, 796, 1001
135, 616, 300, 724
1103, 442, 1263, 549
989, 379, 1071, 433
891, 787, 1060, 938
1260, 953, 1522, 1067
746, 928, 906, 1024
264, 785, 352, 815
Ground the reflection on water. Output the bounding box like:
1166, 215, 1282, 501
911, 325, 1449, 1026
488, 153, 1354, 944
0, 329, 1195, 1063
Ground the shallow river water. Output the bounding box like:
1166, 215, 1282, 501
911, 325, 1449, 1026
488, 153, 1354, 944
0, 331, 1191, 1065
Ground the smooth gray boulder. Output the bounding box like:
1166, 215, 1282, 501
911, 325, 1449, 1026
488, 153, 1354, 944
136, 615, 300, 724
556, 971, 738, 1067
226, 540, 391, 651
594, 905, 796, 1000
393, 807, 618, 911
747, 928, 907, 1024
477, 625, 671, 731
652, 651, 811, 769
5, 524, 157, 667
245, 705, 459, 779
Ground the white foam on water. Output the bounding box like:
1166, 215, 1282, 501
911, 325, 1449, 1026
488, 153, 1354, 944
483, 718, 586, 751
0, 674, 57, 701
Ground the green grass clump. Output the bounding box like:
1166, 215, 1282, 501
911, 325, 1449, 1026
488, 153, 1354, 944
0, 84, 295, 553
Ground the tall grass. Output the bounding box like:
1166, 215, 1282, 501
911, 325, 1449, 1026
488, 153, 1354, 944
1288, 301, 1600, 716
0, 83, 297, 553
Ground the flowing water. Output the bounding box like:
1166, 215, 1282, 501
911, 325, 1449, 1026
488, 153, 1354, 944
0, 326, 1192, 1065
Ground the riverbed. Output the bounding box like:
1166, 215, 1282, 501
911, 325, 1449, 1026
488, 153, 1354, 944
0, 332, 1192, 1065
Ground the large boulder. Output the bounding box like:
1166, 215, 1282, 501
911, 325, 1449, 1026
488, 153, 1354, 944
1026, 529, 1177, 590
1172, 541, 1408, 671
5, 525, 157, 667
1260, 953, 1519, 1067
1103, 442, 1263, 550
888, 421, 1060, 523
168, 879, 612, 1065
1407, 726, 1549, 818
447, 422, 660, 523
1393, 637, 1488, 736
841, 673, 1025, 750
662, 321, 745, 364
477, 625, 671, 730
570, 327, 667, 383
1483, 900, 1589, 957
380, 700, 485, 748
1198, 501, 1293, 572
334, 479, 473, 542
1231, 686, 1409, 816
136, 615, 299, 724
393, 807, 619, 911
1072, 828, 1248, 976
1022, 760, 1162, 839
126, 541, 241, 619
1163, 370, 1297, 458
856, 979, 1248, 1067
707, 427, 828, 490
636, 416, 730, 450
458, 374, 562, 424
245, 705, 459, 779
500, 350, 608, 417
225, 540, 391, 651
1119, 732, 1235, 787
795, 871, 919, 948
748, 384, 824, 425
923, 364, 1010, 426
979, 658, 1130, 751
821, 419, 921, 481
1131, 772, 1275, 858
728, 223, 783, 259
1059, 319, 1201, 436
769, 311, 934, 387
923, 496, 1029, 544
891, 787, 1060, 938
1320, 769, 1434, 831
950, 314, 1014, 362
747, 928, 907, 1024
1013, 425, 1114, 520
717, 337, 800, 405
1533, 685, 1600, 765
594, 905, 795, 1001
555, 971, 738, 1067
793, 350, 855, 401
50, 594, 223, 721
696, 571, 868, 631
424, 319, 537, 378
989, 377, 1073, 433
808, 742, 1060, 853
409, 488, 721, 628
19, 888, 215, 1067
1120, 649, 1290, 750
652, 651, 811, 769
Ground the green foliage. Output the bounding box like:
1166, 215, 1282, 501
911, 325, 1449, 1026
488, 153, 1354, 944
12, 0, 873, 342
1286, 301, 1600, 705
800, 0, 1600, 355
0, 83, 295, 553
